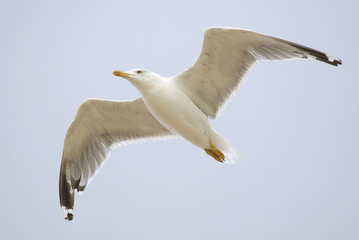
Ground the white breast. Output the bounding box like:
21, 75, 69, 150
140, 80, 211, 148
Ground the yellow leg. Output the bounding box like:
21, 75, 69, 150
204, 140, 225, 163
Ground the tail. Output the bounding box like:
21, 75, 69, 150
209, 131, 239, 165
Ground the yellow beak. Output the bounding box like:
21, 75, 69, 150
112, 70, 131, 78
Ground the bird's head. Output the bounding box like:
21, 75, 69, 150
113, 69, 163, 91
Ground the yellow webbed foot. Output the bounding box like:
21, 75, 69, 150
204, 140, 225, 163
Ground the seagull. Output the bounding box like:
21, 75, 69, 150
59, 27, 342, 221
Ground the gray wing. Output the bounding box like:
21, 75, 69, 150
59, 97, 174, 220
173, 27, 342, 119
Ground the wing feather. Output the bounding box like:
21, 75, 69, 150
59, 97, 174, 220
174, 27, 342, 119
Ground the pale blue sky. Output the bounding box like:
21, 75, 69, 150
1, 0, 358, 239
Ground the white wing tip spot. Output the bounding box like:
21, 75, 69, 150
61, 206, 74, 221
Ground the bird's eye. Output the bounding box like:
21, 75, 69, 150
136, 70, 143, 74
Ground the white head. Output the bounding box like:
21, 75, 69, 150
113, 69, 163, 91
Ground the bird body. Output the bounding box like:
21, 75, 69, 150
141, 78, 211, 148
59, 27, 342, 221
126, 70, 237, 162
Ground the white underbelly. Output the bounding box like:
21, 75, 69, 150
141, 86, 211, 148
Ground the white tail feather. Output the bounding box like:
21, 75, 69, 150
210, 130, 240, 164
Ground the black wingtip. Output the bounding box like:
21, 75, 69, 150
332, 58, 342, 66
65, 213, 74, 221
276, 38, 342, 67
59, 159, 75, 221
300, 46, 342, 66
316, 55, 342, 66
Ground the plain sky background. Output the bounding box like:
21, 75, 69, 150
1, 0, 358, 239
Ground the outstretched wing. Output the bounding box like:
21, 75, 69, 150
59, 97, 174, 220
173, 27, 342, 119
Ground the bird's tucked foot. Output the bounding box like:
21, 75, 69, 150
204, 140, 225, 163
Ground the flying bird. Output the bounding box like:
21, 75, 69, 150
59, 27, 342, 221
